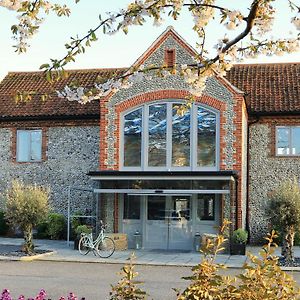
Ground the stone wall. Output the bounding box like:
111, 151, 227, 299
248, 121, 300, 243
0, 125, 99, 216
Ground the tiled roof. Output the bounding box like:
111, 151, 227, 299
226, 62, 300, 114
0, 68, 125, 120
0, 62, 299, 120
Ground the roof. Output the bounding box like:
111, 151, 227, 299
0, 68, 125, 120
0, 62, 299, 120
226, 62, 300, 115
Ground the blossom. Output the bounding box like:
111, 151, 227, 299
292, 17, 300, 30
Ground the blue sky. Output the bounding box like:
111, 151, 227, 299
0, 0, 299, 80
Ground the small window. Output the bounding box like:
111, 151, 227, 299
17, 129, 42, 162
276, 126, 300, 156
197, 195, 215, 221
123, 195, 140, 220
164, 49, 175, 67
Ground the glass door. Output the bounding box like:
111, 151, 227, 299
168, 196, 192, 250
145, 195, 168, 249
144, 195, 192, 250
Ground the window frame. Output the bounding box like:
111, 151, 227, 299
276, 125, 300, 157
16, 129, 43, 163
120, 100, 220, 171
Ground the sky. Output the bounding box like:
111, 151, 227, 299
0, 0, 299, 80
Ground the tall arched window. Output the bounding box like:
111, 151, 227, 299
121, 101, 219, 171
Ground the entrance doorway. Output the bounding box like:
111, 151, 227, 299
120, 193, 220, 250
145, 195, 192, 250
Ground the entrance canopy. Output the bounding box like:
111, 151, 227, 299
88, 170, 237, 194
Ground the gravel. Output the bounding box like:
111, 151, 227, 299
0, 244, 51, 257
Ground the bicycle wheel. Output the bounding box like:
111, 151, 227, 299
96, 236, 115, 258
78, 235, 90, 255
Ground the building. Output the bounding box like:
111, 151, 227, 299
0, 28, 299, 249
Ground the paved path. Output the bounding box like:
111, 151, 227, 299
1, 237, 300, 271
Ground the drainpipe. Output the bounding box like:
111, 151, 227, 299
246, 114, 260, 241
235, 176, 239, 230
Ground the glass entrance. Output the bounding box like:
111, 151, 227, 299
144, 195, 192, 250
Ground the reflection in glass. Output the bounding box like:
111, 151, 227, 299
31, 130, 42, 161
172, 105, 190, 166
171, 196, 190, 221
197, 195, 215, 221
124, 108, 142, 166
148, 104, 167, 166
147, 196, 166, 220
292, 127, 300, 155
17, 130, 42, 162
198, 107, 216, 167
123, 195, 140, 220
277, 127, 290, 155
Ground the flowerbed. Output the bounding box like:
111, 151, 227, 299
1, 289, 85, 300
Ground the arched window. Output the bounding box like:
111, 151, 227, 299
121, 101, 219, 171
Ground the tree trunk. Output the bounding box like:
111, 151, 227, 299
282, 225, 295, 263
23, 225, 34, 254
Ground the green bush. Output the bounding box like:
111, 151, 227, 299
47, 213, 66, 240
232, 228, 248, 244
75, 224, 92, 237
71, 211, 84, 239
0, 211, 9, 236
36, 221, 50, 239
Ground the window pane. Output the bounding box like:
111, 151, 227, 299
291, 127, 300, 155
148, 104, 167, 166
123, 195, 140, 220
197, 195, 215, 221
30, 130, 42, 161
124, 108, 142, 166
277, 127, 290, 155
198, 107, 216, 167
17, 131, 30, 162
172, 105, 190, 167
147, 196, 166, 220
171, 196, 190, 221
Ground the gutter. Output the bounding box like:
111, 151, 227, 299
0, 114, 100, 122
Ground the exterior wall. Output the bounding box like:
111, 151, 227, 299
98, 33, 247, 229
248, 117, 300, 243
0, 120, 99, 215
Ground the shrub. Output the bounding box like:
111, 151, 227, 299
267, 179, 300, 262
5, 180, 49, 254
110, 253, 147, 300
232, 228, 248, 244
107, 220, 300, 299
71, 211, 84, 239
75, 224, 92, 237
0, 210, 9, 236
35, 221, 50, 239
47, 213, 66, 240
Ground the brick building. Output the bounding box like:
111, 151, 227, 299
0, 28, 299, 249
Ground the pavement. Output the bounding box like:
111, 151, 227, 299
1, 237, 300, 270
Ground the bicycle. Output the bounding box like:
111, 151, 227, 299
78, 220, 115, 258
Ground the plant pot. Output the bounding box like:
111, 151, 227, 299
230, 242, 246, 255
